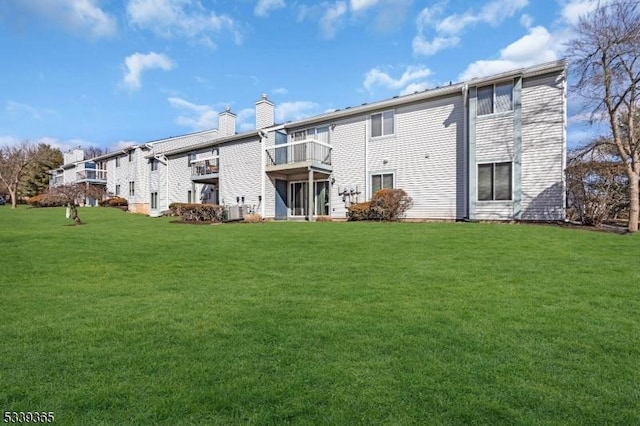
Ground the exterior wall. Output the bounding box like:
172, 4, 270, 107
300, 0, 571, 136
368, 95, 465, 220
475, 96, 516, 221
166, 154, 193, 207
219, 138, 262, 209
521, 73, 565, 220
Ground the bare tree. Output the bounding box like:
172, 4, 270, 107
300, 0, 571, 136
0, 142, 40, 208
568, 0, 640, 232
84, 146, 107, 160
48, 183, 106, 225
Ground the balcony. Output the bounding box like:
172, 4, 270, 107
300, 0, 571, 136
76, 168, 107, 184
51, 174, 64, 187
191, 157, 219, 183
265, 139, 332, 175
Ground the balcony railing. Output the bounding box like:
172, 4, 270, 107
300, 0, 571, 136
51, 175, 64, 187
191, 158, 219, 177
76, 169, 107, 182
265, 140, 332, 168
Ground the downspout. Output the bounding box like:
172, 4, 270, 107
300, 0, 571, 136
462, 84, 468, 219
365, 118, 369, 199
562, 70, 568, 221
259, 130, 266, 218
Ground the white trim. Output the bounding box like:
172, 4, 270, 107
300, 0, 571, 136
190, 154, 219, 164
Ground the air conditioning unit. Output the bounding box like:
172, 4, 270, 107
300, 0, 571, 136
226, 205, 244, 221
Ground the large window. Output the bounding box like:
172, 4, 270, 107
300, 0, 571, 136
129, 181, 135, 197
291, 126, 329, 143
151, 192, 158, 209
478, 162, 512, 201
371, 111, 394, 138
371, 173, 394, 195
477, 82, 513, 116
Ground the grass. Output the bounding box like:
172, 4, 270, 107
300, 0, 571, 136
0, 206, 638, 425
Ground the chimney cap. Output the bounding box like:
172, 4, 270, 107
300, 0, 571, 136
225, 106, 231, 112
261, 94, 268, 100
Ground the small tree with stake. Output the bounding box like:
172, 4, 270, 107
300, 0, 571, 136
48, 183, 106, 225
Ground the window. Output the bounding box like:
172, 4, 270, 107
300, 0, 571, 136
151, 192, 158, 209
128, 151, 134, 162
115, 184, 120, 196
371, 173, 394, 195
188, 152, 196, 167
129, 181, 135, 197
115, 156, 121, 167
187, 190, 192, 203
150, 159, 158, 171
478, 162, 512, 201
371, 111, 394, 138
477, 82, 513, 116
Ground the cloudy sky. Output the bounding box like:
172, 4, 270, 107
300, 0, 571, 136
0, 0, 607, 152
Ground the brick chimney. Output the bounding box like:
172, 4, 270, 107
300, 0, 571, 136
218, 107, 236, 137
255, 94, 275, 129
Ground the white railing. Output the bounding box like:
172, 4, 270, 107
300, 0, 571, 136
191, 158, 219, 176
265, 139, 332, 168
76, 169, 107, 182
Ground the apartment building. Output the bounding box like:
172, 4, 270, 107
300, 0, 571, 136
53, 60, 567, 222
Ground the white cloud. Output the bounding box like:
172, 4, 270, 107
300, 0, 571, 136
275, 102, 319, 122
9, 0, 116, 37
236, 108, 256, 132
520, 13, 533, 28
320, 1, 347, 39
272, 88, 288, 95
122, 52, 175, 91
350, 0, 379, 12
168, 97, 218, 131
255, 0, 286, 17
458, 26, 557, 80
560, 0, 611, 25
6, 101, 43, 121
364, 65, 433, 94
126, 0, 243, 46
413, 0, 529, 56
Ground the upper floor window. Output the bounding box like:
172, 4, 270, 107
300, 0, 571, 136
371, 111, 394, 138
128, 150, 134, 162
150, 159, 158, 171
477, 82, 513, 116
115, 156, 121, 167
188, 152, 196, 167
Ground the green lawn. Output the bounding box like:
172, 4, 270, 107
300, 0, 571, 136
0, 206, 638, 425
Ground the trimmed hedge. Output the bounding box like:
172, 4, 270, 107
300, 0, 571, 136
169, 203, 224, 222
26, 193, 67, 208
347, 189, 413, 221
99, 196, 128, 207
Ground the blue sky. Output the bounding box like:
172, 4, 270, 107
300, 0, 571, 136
0, 0, 608, 152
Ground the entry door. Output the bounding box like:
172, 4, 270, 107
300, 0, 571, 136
290, 182, 308, 216
275, 179, 288, 219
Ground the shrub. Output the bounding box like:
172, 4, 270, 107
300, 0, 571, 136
370, 188, 413, 221
26, 193, 67, 208
347, 202, 372, 221
99, 196, 128, 207
347, 189, 413, 221
244, 213, 263, 223
169, 203, 224, 222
